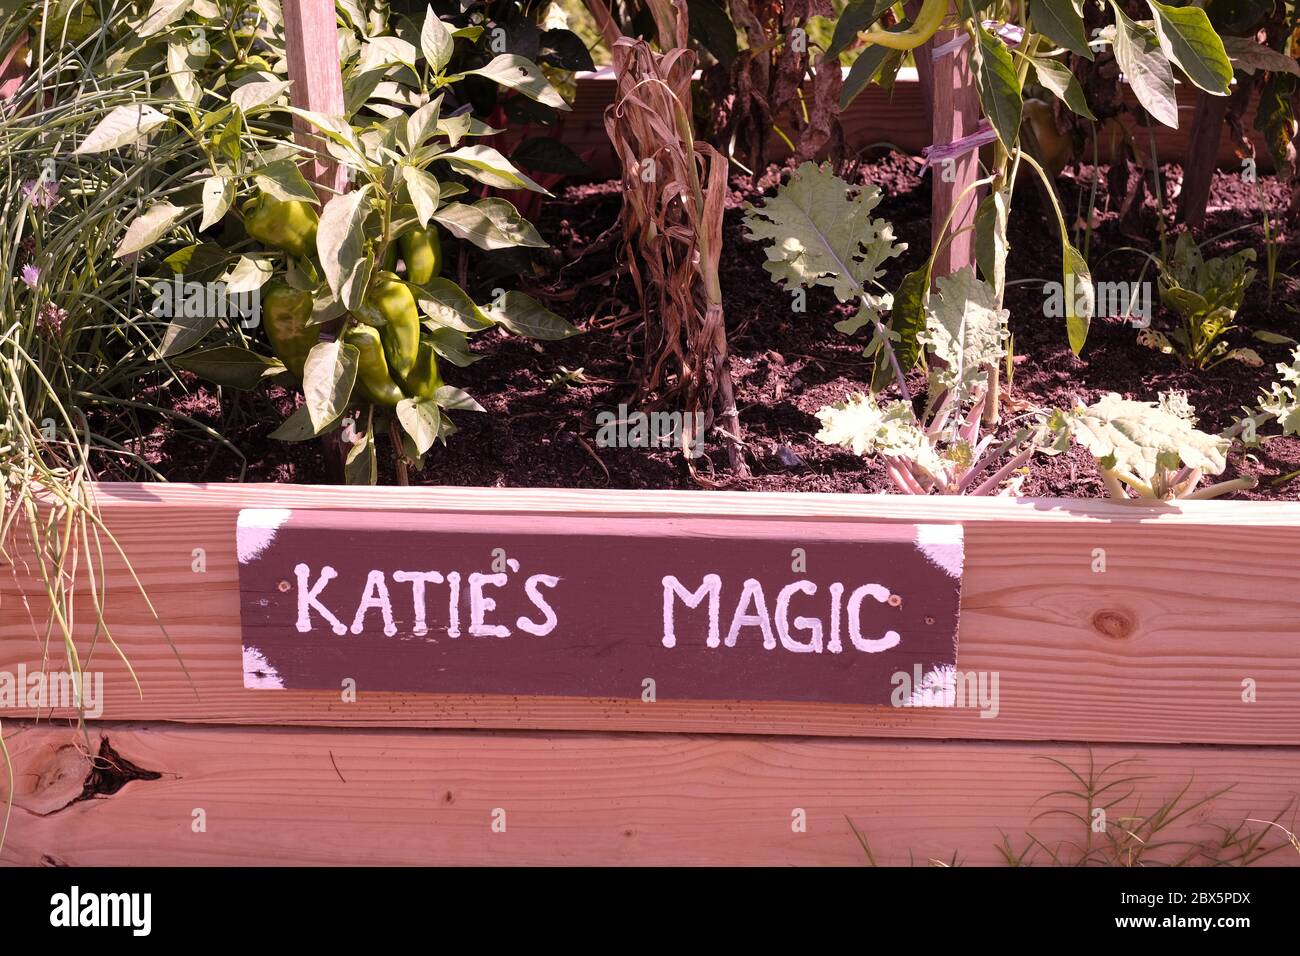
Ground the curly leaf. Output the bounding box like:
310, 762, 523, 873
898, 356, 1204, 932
742, 161, 906, 302
1061, 392, 1228, 482
918, 266, 1010, 402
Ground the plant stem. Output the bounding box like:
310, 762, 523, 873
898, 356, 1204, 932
1183, 476, 1257, 500
388, 415, 409, 486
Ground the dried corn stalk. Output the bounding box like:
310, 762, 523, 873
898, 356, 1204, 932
704, 0, 844, 174
586, 0, 748, 477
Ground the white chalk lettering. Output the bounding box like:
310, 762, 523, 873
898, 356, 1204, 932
661, 574, 721, 648
295, 563, 348, 635
446, 571, 462, 637
392, 570, 444, 636
516, 574, 560, 636
775, 581, 821, 653
351, 570, 398, 636
827, 582, 844, 653
725, 578, 776, 650
847, 584, 900, 652
469, 572, 510, 637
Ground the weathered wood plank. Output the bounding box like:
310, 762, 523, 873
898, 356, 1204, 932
2, 723, 1295, 866
2, 485, 1298, 744
281, 0, 349, 201
928, 7, 981, 280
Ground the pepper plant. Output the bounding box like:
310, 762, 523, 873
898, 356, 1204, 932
74, 1, 577, 483
832, 0, 1240, 385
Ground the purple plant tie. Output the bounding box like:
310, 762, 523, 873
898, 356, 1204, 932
920, 119, 997, 173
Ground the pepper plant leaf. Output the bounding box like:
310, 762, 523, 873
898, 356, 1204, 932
1146, 0, 1233, 95
970, 22, 1023, 150
1110, 4, 1179, 128
463, 54, 569, 110
397, 397, 441, 455
173, 346, 284, 390
485, 291, 579, 340
302, 340, 359, 432
1031, 0, 1092, 59
115, 202, 185, 257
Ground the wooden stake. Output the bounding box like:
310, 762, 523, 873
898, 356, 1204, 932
928, 5, 982, 282
1178, 91, 1230, 230
281, 0, 350, 481
281, 0, 349, 202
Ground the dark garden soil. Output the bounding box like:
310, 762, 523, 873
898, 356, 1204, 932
132, 153, 1300, 499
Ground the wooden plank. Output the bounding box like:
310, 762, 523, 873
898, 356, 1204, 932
236, 511, 963, 704
2, 722, 1296, 866
2, 485, 1299, 744
281, 0, 349, 201
0, 34, 27, 101
928, 7, 981, 280
281, 0, 349, 481
1178, 90, 1231, 228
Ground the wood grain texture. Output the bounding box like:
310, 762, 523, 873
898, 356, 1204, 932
2, 722, 1295, 866
928, 10, 982, 280
2, 484, 1299, 744
0, 35, 27, 101
1178, 90, 1232, 228
281, 0, 349, 201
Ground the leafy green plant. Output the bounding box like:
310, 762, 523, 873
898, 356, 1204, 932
745, 163, 1051, 494
743, 161, 907, 388
831, 0, 1240, 369
1051, 391, 1255, 500
814, 267, 1054, 494
1139, 233, 1260, 370
1232, 340, 1300, 451
1255, 345, 1300, 438
74, 1, 578, 483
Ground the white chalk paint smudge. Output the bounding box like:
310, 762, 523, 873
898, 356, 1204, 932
242, 644, 284, 689
236, 508, 292, 564
914, 524, 964, 578
907, 664, 956, 708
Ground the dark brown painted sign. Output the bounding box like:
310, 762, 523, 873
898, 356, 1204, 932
236, 509, 963, 705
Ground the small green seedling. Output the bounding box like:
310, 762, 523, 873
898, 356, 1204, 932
546, 366, 588, 391
1140, 233, 1259, 370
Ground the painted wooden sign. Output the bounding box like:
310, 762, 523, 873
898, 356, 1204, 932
236, 510, 963, 705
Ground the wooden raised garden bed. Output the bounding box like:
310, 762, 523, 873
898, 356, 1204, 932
3, 1, 1297, 872
3, 484, 1299, 865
